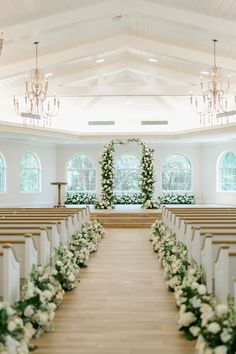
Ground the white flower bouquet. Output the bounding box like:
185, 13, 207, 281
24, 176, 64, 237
53, 245, 79, 291
0, 302, 33, 353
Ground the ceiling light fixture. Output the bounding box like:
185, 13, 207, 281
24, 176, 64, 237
148, 57, 157, 63
13, 42, 60, 127
96, 58, 105, 63
190, 39, 235, 126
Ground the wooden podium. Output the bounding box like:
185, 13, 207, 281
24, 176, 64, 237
51, 182, 67, 208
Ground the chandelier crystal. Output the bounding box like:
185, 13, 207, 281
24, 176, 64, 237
190, 39, 236, 126
13, 42, 60, 127
0, 32, 3, 56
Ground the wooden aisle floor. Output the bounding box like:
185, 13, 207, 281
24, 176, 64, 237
34, 229, 195, 354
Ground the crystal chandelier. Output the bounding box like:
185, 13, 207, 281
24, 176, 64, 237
0, 32, 3, 56
190, 39, 236, 126
13, 41, 60, 127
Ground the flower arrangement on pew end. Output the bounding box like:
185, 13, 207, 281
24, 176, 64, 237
0, 219, 105, 353
150, 220, 236, 353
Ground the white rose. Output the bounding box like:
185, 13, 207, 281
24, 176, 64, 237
189, 325, 200, 337
38, 311, 49, 324
24, 322, 36, 339
68, 273, 75, 282
215, 304, 228, 317
43, 290, 52, 300
7, 321, 16, 332
191, 282, 199, 290
198, 284, 207, 295
24, 305, 34, 317
220, 331, 231, 343
200, 303, 212, 314
207, 322, 221, 334
214, 345, 228, 354
48, 303, 56, 311
191, 297, 202, 308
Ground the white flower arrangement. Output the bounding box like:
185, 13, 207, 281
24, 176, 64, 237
0, 302, 33, 353
14, 265, 64, 338
0, 220, 105, 353
54, 245, 80, 291
150, 221, 236, 351
95, 139, 156, 209
143, 199, 160, 209
158, 193, 195, 205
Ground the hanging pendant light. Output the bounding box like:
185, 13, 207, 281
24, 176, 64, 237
13, 41, 60, 127
190, 39, 236, 126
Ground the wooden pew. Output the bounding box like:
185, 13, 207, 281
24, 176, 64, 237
0, 244, 20, 305
0, 235, 38, 277
215, 247, 236, 304
0, 230, 49, 266
201, 237, 236, 293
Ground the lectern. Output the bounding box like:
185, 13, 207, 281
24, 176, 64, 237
51, 182, 67, 208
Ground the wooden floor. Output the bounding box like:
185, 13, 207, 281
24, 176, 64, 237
34, 229, 195, 354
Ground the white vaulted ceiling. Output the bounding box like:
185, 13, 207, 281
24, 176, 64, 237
1, 0, 236, 142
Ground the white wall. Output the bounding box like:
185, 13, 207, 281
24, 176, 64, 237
2, 139, 235, 207
201, 142, 236, 206
0, 140, 57, 207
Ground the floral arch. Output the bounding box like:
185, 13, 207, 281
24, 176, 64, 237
95, 138, 156, 209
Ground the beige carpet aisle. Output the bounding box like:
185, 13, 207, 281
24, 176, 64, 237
34, 229, 195, 354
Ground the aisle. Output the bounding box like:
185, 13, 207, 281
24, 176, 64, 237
34, 229, 195, 354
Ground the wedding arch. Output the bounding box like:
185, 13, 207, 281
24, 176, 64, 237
95, 138, 156, 209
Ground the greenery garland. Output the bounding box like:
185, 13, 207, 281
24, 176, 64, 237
95, 138, 156, 209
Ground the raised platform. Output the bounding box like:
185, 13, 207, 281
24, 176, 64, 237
91, 209, 161, 228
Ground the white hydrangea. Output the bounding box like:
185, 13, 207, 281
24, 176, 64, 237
198, 284, 207, 295
214, 345, 228, 354
7, 321, 16, 332
24, 305, 34, 317
207, 322, 221, 334
215, 304, 228, 317
178, 311, 196, 327
220, 330, 231, 343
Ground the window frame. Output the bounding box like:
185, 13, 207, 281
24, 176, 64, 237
217, 150, 236, 192
114, 153, 141, 194
19, 152, 41, 194
161, 153, 192, 193
66, 153, 96, 194
0, 153, 6, 193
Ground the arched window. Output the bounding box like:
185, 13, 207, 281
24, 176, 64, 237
0, 153, 6, 192
162, 153, 191, 191
67, 154, 96, 193
114, 154, 141, 193
20, 152, 41, 192
219, 151, 236, 191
